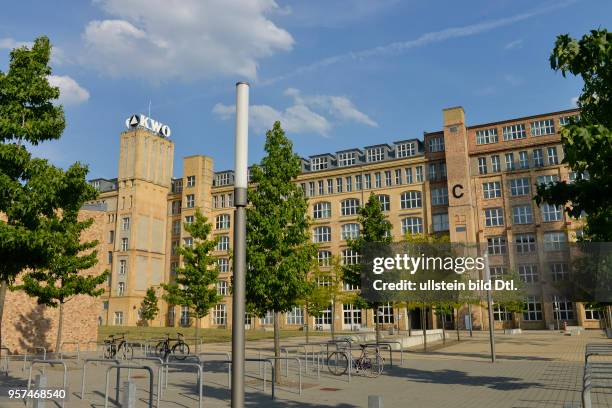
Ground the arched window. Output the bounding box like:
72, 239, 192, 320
313, 226, 332, 243
400, 191, 422, 209
342, 249, 360, 265
401, 217, 423, 235
313, 202, 332, 219
341, 198, 360, 216
341, 223, 360, 240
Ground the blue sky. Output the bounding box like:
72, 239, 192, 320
0, 0, 609, 178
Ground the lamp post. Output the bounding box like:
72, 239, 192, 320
231, 81, 249, 408
483, 251, 496, 363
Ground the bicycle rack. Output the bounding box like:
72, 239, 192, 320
30, 347, 47, 361
26, 359, 68, 408
1, 346, 9, 375
263, 356, 302, 395
80, 358, 120, 400
245, 358, 275, 399
362, 343, 396, 367
104, 364, 154, 408
198, 352, 231, 388
161, 361, 203, 408
60, 341, 80, 361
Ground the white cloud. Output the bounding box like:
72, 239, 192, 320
504, 39, 524, 50
81, 0, 294, 81
47, 75, 90, 106
213, 88, 376, 136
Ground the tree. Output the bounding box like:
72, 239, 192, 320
299, 260, 330, 344
0, 36, 81, 352
13, 204, 109, 353
535, 29, 612, 241
346, 193, 392, 344
162, 209, 220, 354
140, 287, 160, 326
246, 121, 317, 381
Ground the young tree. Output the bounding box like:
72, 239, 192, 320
299, 261, 330, 344
535, 29, 612, 241
346, 193, 392, 344
246, 121, 317, 380
0, 36, 85, 352
14, 204, 109, 353
162, 209, 221, 354
140, 287, 160, 326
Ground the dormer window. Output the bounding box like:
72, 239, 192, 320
311, 156, 329, 171
338, 152, 356, 167
366, 147, 385, 162
396, 142, 416, 158
215, 172, 233, 186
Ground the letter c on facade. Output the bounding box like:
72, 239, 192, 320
452, 184, 464, 199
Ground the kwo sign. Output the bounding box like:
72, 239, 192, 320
125, 114, 171, 138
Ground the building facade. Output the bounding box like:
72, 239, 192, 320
91, 106, 602, 332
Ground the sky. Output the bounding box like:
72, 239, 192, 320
0, 0, 610, 178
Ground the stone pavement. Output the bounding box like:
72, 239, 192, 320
1, 330, 611, 407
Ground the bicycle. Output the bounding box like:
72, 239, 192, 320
327, 340, 384, 378
155, 333, 189, 360
103, 334, 133, 360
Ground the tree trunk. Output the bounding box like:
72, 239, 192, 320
441, 312, 446, 344
195, 317, 200, 354
607, 306, 612, 329
456, 308, 460, 342
468, 304, 473, 337
305, 306, 309, 344
375, 305, 380, 345
406, 307, 411, 336
421, 304, 427, 352
55, 302, 65, 353
273, 312, 281, 384
0, 280, 7, 353
330, 301, 335, 341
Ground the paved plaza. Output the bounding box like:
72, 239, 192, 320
1, 330, 611, 407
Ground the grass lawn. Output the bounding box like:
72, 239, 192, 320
98, 325, 338, 344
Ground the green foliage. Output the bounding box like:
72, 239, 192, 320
246, 121, 317, 317
536, 29, 612, 240
161, 209, 221, 320
140, 287, 160, 324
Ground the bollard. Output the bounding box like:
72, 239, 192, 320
368, 395, 384, 408
33, 374, 47, 408
122, 380, 136, 408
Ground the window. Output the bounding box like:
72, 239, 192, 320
185, 215, 194, 225
531, 119, 555, 136
217, 258, 229, 273
513, 205, 533, 224
502, 123, 526, 140
317, 251, 331, 267
547, 146, 559, 165
394, 169, 402, 185
431, 188, 448, 205
384, 171, 392, 187
338, 152, 356, 167
484, 208, 504, 227
215, 173, 232, 186
367, 147, 385, 162
186, 175, 196, 187
432, 213, 449, 232
170, 261, 179, 276
552, 296, 574, 320
216, 214, 230, 230
117, 282, 125, 296
523, 296, 542, 321
355, 175, 362, 190
491, 155, 501, 173
213, 196, 218, 209
260, 311, 273, 325
585, 307, 602, 320
544, 232, 566, 251
478, 157, 487, 175
217, 235, 230, 251
487, 236, 506, 255
376, 195, 390, 211
537, 174, 559, 185
346, 176, 352, 192
336, 177, 343, 193
375, 172, 382, 188
327, 179, 334, 194
396, 142, 416, 157
483, 182, 501, 199
405, 168, 413, 184
121, 217, 130, 231
119, 259, 127, 275
401, 217, 423, 234
505, 153, 515, 171
551, 263, 569, 281
519, 264, 538, 283
213, 304, 226, 325
108, 251, 113, 264
109, 230, 115, 243
342, 249, 360, 265
375, 303, 394, 324
310, 156, 329, 171
400, 191, 422, 209
415, 166, 424, 182
114, 311, 124, 325
541, 203, 562, 222
428, 164, 438, 181
186, 194, 195, 208
519, 151, 529, 169
318, 180, 324, 195
121, 237, 128, 251
490, 266, 506, 279
286, 307, 304, 325
364, 174, 372, 189
317, 275, 332, 287
510, 178, 530, 196
306, 182, 314, 197
341, 199, 360, 216
179, 306, 190, 326
172, 220, 181, 235
313, 202, 332, 219
314, 306, 332, 326
428, 137, 445, 152
343, 304, 362, 324
476, 128, 498, 145
341, 223, 360, 240
171, 240, 179, 256
184, 237, 193, 248
515, 234, 536, 254
493, 305, 512, 321
533, 149, 544, 167
313, 226, 331, 243
216, 280, 229, 296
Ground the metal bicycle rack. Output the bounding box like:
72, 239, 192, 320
161, 361, 203, 408
26, 359, 68, 408
104, 364, 154, 408
80, 358, 120, 400
198, 352, 232, 388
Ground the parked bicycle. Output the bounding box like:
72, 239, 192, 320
327, 339, 384, 378
103, 334, 133, 360
155, 333, 189, 360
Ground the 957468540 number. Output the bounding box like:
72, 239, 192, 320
8, 389, 67, 400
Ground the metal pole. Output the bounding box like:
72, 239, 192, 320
231, 81, 249, 408
483, 252, 496, 363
